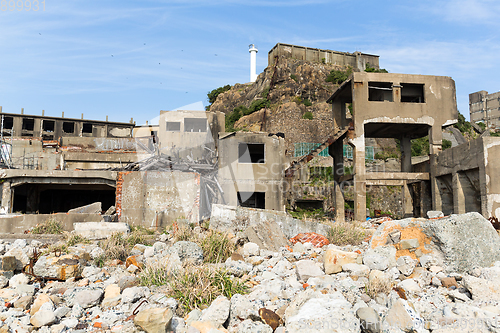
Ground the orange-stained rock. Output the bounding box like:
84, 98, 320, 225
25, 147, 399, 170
289, 233, 329, 248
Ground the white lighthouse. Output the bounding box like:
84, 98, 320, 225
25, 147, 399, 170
249, 44, 258, 82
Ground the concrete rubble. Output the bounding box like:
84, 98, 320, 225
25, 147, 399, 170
0, 212, 495, 332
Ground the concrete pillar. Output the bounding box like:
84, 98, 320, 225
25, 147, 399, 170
402, 181, 414, 217
429, 126, 442, 211
334, 181, 345, 222
13, 117, 22, 137
401, 136, 412, 172
352, 137, 366, 221
1, 181, 11, 213
453, 172, 466, 214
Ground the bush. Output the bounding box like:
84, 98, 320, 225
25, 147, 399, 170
261, 87, 270, 99
303, 99, 312, 107
442, 139, 452, 150
290, 74, 298, 82
31, 219, 63, 234
477, 122, 486, 131
326, 66, 352, 84
327, 221, 367, 246
207, 85, 231, 104
454, 112, 472, 134
365, 63, 388, 73
411, 136, 429, 157
302, 112, 313, 120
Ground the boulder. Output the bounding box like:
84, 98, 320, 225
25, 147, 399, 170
200, 296, 230, 327
244, 219, 290, 252
323, 248, 358, 274
73, 288, 103, 308
383, 299, 424, 332
168, 241, 203, 265
356, 307, 380, 333
242, 242, 260, 257
134, 308, 173, 333
295, 260, 324, 281
33, 254, 82, 281
30, 309, 56, 328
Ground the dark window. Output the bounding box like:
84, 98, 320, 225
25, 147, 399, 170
237, 192, 265, 209
63, 122, 75, 133
184, 118, 207, 132
82, 123, 93, 134
166, 122, 181, 132
22, 118, 34, 131
3, 117, 13, 130
368, 82, 393, 102
401, 83, 425, 103
238, 143, 265, 163
43, 120, 55, 132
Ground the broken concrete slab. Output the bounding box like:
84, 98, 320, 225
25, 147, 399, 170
73, 222, 129, 239
210, 204, 331, 239
68, 202, 102, 214
370, 212, 500, 273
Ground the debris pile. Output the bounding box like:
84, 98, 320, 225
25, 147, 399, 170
0, 211, 499, 332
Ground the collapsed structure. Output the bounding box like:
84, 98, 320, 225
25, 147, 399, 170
0, 44, 498, 231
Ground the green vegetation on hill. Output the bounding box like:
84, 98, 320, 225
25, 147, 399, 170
325, 66, 352, 84
206, 85, 231, 110
365, 63, 388, 73
454, 111, 472, 134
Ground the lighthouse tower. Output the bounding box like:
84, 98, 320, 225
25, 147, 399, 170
249, 44, 258, 82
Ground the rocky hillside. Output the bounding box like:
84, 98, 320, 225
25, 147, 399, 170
209, 56, 347, 155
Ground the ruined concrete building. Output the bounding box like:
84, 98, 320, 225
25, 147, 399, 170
268, 43, 380, 71
469, 90, 500, 130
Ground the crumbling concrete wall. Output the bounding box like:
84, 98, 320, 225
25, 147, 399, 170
432, 136, 500, 217
117, 171, 201, 228
210, 204, 331, 239
218, 132, 286, 211
0, 213, 102, 233
158, 110, 224, 159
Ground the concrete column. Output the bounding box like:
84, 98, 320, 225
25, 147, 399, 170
453, 172, 465, 214
351, 136, 366, 221
429, 126, 442, 211
13, 117, 22, 137
401, 136, 412, 172
402, 181, 414, 218
334, 181, 345, 223
331, 140, 344, 183
1, 181, 12, 213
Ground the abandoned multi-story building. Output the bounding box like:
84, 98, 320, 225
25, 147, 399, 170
469, 90, 500, 130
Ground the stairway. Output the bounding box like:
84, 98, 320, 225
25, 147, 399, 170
285, 126, 349, 177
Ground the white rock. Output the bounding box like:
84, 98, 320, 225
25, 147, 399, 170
295, 260, 324, 281
9, 273, 30, 288
122, 286, 147, 303
30, 309, 56, 328
237, 319, 273, 333
342, 263, 370, 277
82, 266, 101, 278
144, 247, 155, 258
200, 296, 230, 327
396, 256, 417, 276
243, 242, 260, 257
73, 288, 103, 308
398, 279, 421, 294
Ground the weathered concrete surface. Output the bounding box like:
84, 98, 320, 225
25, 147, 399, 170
0, 213, 103, 233
118, 171, 201, 228
73, 222, 129, 239
68, 202, 102, 214
210, 204, 331, 239
369, 212, 500, 273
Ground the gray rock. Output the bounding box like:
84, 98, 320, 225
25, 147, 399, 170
200, 296, 230, 327
295, 259, 324, 281
243, 219, 290, 252
225, 258, 253, 277
422, 212, 500, 273
54, 306, 70, 319
122, 286, 147, 303
68, 202, 101, 214
396, 256, 417, 276
356, 306, 380, 333
342, 263, 370, 277
237, 319, 273, 333
227, 294, 264, 329
463, 275, 500, 301
73, 288, 103, 308
427, 211, 444, 219
168, 241, 203, 265
9, 273, 29, 288
400, 239, 419, 250
363, 246, 396, 271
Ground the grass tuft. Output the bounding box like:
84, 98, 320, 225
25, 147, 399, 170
327, 221, 367, 246
31, 219, 63, 234
66, 234, 91, 247
365, 278, 393, 299
99, 233, 129, 261
139, 265, 248, 316
200, 231, 234, 264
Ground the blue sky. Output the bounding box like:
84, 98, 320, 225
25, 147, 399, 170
1, 0, 499, 125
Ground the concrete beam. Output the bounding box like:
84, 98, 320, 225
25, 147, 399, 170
366, 172, 430, 181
